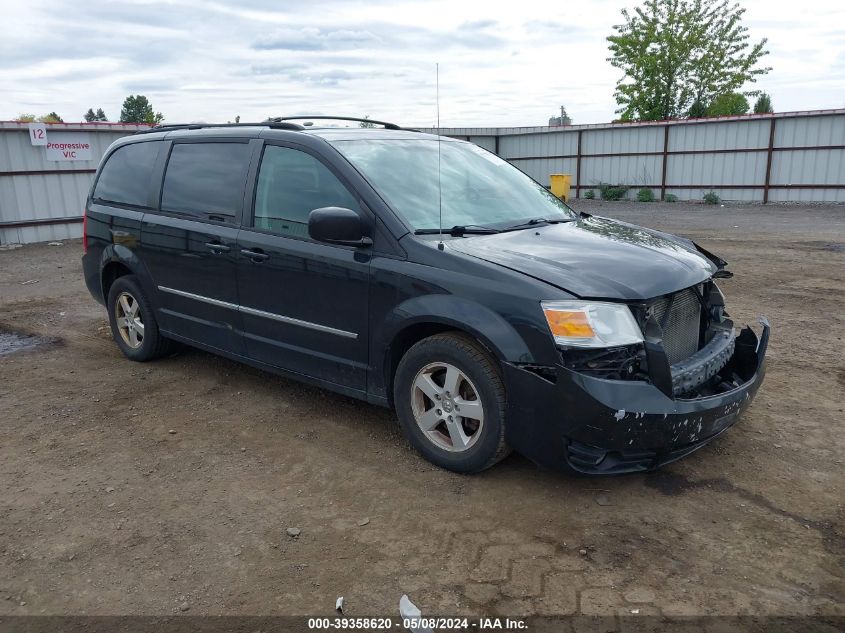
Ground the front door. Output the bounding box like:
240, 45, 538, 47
140, 139, 252, 355
235, 142, 370, 392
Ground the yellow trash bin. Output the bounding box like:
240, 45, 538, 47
550, 174, 572, 201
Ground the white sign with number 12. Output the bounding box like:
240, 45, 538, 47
29, 122, 47, 146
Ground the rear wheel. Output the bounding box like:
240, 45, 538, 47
394, 332, 510, 473
107, 275, 172, 361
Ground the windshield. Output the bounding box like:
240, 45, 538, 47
332, 139, 577, 231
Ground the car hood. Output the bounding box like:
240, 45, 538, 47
447, 215, 718, 300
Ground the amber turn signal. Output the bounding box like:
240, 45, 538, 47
543, 309, 596, 339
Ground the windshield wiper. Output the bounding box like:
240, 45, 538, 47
501, 217, 574, 231
414, 225, 500, 236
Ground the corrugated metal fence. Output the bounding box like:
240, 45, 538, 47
0, 121, 147, 244
422, 109, 845, 203
2, 111, 843, 245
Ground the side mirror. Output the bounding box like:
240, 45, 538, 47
308, 207, 372, 247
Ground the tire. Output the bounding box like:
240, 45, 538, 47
107, 274, 172, 362
393, 332, 511, 473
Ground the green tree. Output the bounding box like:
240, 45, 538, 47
38, 112, 64, 123
84, 108, 109, 122
359, 115, 375, 128
706, 92, 749, 116
687, 100, 708, 117
119, 95, 164, 124
607, 0, 771, 121
16, 113, 36, 122
753, 92, 773, 113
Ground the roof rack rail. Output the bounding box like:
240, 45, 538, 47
267, 116, 402, 130
135, 121, 304, 134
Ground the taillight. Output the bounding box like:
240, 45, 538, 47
82, 209, 88, 254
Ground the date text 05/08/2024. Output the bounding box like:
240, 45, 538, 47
307, 617, 527, 630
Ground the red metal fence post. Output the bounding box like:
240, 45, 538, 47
763, 118, 776, 203
660, 125, 670, 201
575, 129, 583, 199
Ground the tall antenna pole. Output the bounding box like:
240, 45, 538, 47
436, 62, 444, 250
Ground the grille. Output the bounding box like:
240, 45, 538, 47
650, 288, 702, 365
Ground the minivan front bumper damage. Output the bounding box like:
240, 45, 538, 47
503, 319, 769, 474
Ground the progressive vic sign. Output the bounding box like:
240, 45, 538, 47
45, 133, 92, 161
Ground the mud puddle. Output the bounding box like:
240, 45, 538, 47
0, 329, 55, 356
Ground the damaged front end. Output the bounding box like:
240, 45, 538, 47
559, 280, 764, 400
563, 318, 766, 474
502, 279, 770, 475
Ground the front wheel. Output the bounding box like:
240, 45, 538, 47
393, 332, 511, 473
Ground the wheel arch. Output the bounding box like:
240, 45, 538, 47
101, 260, 133, 301
376, 295, 537, 406
98, 244, 156, 302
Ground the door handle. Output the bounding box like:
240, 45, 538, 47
240, 248, 270, 262
205, 242, 231, 253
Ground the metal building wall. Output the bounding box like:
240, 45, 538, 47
768, 114, 845, 202
663, 119, 769, 202
2, 113, 842, 245
0, 122, 147, 244
468, 135, 496, 152
498, 130, 575, 185
581, 125, 664, 199
422, 109, 845, 203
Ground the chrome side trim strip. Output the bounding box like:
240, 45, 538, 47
157, 286, 358, 340
238, 304, 358, 339
158, 286, 239, 310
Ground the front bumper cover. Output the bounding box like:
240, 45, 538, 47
503, 318, 769, 474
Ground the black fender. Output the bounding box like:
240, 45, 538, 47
371, 294, 538, 401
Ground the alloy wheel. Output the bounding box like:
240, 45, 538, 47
411, 362, 485, 452
115, 291, 144, 349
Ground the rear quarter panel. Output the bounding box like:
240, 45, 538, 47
83, 202, 156, 301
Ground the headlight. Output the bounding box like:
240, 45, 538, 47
541, 300, 643, 348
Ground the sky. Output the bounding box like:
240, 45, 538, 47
2, 0, 844, 127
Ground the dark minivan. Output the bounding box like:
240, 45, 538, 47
82, 117, 769, 474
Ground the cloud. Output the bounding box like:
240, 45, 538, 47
253, 27, 380, 51
251, 22, 506, 52
459, 19, 498, 30
296, 69, 354, 86
250, 63, 308, 75
121, 80, 182, 94
522, 19, 593, 40
2, 0, 844, 126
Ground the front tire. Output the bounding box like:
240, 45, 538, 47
107, 275, 171, 361
393, 332, 511, 473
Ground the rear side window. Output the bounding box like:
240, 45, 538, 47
253, 145, 359, 238
161, 142, 250, 219
94, 141, 160, 207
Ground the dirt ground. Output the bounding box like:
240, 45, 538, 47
0, 201, 843, 619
